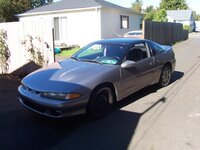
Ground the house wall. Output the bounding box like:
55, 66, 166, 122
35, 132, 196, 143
100, 8, 141, 39
178, 21, 190, 26
20, 9, 101, 47
167, 16, 195, 31
175, 20, 195, 31
195, 21, 200, 32
167, 16, 175, 22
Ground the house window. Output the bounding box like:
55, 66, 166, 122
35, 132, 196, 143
53, 17, 67, 41
54, 17, 60, 41
120, 15, 129, 29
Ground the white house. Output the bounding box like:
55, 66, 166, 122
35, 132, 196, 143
18, 0, 142, 46
195, 21, 200, 32
167, 10, 195, 31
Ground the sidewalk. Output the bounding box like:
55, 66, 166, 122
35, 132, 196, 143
126, 35, 200, 150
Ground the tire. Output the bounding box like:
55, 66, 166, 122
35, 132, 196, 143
159, 65, 172, 87
86, 86, 114, 119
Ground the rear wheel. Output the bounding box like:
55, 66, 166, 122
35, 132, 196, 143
159, 65, 172, 87
86, 86, 114, 119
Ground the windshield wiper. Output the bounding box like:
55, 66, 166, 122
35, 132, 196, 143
82, 59, 102, 64
70, 56, 79, 61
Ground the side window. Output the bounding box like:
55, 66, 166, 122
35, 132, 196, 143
150, 42, 164, 55
127, 43, 148, 62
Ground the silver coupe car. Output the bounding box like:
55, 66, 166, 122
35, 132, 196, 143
18, 38, 176, 118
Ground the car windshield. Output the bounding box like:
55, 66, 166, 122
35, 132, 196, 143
72, 43, 129, 65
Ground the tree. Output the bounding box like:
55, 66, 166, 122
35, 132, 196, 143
145, 5, 154, 13
0, 0, 53, 22
153, 9, 168, 22
0, 0, 32, 22
143, 0, 188, 22
193, 11, 200, 21
143, 5, 156, 21
32, 0, 53, 8
0, 0, 14, 22
132, 0, 143, 13
159, 0, 188, 10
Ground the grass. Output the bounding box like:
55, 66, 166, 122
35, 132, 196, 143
56, 47, 102, 58
56, 47, 80, 57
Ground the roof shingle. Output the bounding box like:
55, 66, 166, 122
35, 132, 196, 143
20, 0, 135, 16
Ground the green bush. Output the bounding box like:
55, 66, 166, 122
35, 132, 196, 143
183, 25, 192, 32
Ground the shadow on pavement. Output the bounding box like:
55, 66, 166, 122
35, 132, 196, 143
0, 71, 184, 150
0, 92, 165, 150
170, 71, 184, 83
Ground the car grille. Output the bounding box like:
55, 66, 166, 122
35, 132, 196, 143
19, 94, 62, 117
20, 94, 46, 113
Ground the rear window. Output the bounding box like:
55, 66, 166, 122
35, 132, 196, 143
149, 42, 165, 55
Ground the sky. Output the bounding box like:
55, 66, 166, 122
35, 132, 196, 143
105, 0, 200, 14
53, 0, 200, 14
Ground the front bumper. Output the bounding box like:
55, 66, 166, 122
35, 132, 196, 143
18, 85, 89, 118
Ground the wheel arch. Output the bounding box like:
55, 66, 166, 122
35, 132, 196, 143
163, 62, 172, 70
90, 82, 117, 104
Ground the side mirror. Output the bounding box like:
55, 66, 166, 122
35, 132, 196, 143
121, 60, 136, 68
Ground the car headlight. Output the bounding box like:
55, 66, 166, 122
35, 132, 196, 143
21, 82, 28, 90
41, 92, 81, 100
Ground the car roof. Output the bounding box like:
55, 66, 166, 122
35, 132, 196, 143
94, 38, 148, 45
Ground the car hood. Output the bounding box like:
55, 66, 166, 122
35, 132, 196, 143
22, 59, 119, 92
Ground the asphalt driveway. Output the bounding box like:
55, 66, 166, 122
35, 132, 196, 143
1, 33, 200, 150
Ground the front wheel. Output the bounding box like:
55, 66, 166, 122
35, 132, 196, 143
159, 65, 172, 87
86, 86, 114, 119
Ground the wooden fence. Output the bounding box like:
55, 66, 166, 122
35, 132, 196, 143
0, 20, 54, 74
143, 21, 188, 45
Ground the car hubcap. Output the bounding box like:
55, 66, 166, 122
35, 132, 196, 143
95, 89, 110, 111
161, 66, 171, 86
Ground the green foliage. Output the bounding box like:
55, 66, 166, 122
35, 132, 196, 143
183, 25, 192, 32
159, 0, 188, 10
131, 0, 143, 13
56, 48, 80, 58
32, 0, 53, 8
153, 9, 168, 22
21, 35, 46, 67
145, 5, 154, 13
0, 0, 16, 22
144, 5, 156, 21
0, 0, 53, 22
144, 0, 188, 22
0, 29, 10, 73
193, 11, 200, 21
0, 0, 31, 22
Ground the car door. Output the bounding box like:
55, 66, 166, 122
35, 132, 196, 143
120, 42, 156, 96
147, 41, 167, 83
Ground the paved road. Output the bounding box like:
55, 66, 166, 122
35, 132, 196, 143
1, 33, 200, 150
